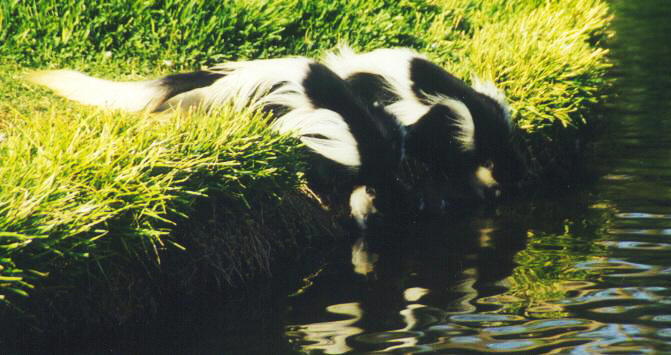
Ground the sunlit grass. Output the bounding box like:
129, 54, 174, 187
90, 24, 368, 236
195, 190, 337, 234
0, 89, 305, 301
420, 0, 613, 132
466, 0, 612, 131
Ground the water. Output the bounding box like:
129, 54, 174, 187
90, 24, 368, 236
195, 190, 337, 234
283, 1, 671, 353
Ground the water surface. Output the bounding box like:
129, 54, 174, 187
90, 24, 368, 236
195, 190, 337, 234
284, 1, 671, 353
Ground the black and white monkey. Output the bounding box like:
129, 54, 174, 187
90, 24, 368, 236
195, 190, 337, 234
28, 58, 407, 229
324, 47, 525, 207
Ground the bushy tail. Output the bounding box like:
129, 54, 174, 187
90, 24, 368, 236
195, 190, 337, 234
27, 70, 169, 112
27, 59, 313, 113
27, 59, 363, 168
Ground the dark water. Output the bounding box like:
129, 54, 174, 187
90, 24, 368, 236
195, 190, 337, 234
283, 1, 671, 353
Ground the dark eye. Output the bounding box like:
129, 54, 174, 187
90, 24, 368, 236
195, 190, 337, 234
365, 186, 377, 197
484, 160, 494, 169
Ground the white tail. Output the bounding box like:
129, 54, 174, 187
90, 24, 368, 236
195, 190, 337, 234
27, 70, 167, 112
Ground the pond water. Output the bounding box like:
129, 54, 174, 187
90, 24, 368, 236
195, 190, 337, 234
282, 0, 671, 353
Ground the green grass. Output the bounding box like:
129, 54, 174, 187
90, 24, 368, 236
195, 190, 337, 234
1, 0, 612, 312
0, 96, 306, 299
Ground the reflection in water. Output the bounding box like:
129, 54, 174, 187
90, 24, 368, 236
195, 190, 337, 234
350, 237, 378, 277
451, 267, 478, 314
403, 287, 429, 303
287, 302, 363, 354
286, 214, 528, 353
284, 0, 671, 353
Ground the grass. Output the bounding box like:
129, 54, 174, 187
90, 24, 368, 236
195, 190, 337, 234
1, 0, 612, 320
0, 94, 306, 298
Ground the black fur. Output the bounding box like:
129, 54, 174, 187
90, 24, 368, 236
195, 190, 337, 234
152, 62, 409, 222
404, 104, 478, 176
158, 70, 225, 107
346, 72, 399, 107
408, 58, 525, 189
302, 64, 404, 190
342, 55, 525, 205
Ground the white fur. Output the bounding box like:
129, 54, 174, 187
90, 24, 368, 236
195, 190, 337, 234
324, 46, 476, 151
326, 47, 511, 131
203, 58, 361, 167
424, 95, 476, 151
385, 99, 432, 125
349, 185, 377, 229
203, 58, 314, 110
272, 107, 361, 167
472, 77, 512, 128
324, 46, 420, 97
474, 166, 497, 188
324, 46, 422, 125
27, 70, 166, 112
471, 166, 500, 200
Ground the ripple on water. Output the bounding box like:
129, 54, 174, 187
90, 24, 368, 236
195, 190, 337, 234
657, 328, 671, 338
574, 259, 654, 272
598, 240, 671, 251
485, 319, 589, 336
285, 302, 363, 355
449, 314, 526, 324
607, 228, 671, 237
353, 330, 421, 344
616, 212, 671, 219
556, 286, 667, 306
486, 340, 538, 351
651, 315, 671, 323
592, 304, 645, 314
609, 212, 671, 232
419, 318, 600, 353
575, 242, 671, 280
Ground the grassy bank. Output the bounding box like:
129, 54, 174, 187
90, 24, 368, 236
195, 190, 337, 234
1, 0, 612, 327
